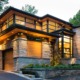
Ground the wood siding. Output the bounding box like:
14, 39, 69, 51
27, 41, 42, 58
3, 49, 14, 71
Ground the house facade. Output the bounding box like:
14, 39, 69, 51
0, 7, 79, 71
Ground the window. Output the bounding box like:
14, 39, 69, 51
16, 16, 25, 21
48, 21, 55, 32
8, 16, 13, 21
59, 35, 72, 58
8, 16, 13, 26
42, 21, 47, 32
59, 37, 62, 54
8, 20, 13, 26
64, 36, 72, 58
15, 16, 25, 25
16, 20, 25, 25
26, 23, 35, 28
2, 22, 7, 31
26, 18, 34, 24
26, 18, 35, 28
56, 23, 61, 30
48, 21, 62, 33
36, 22, 41, 30
49, 21, 55, 26
49, 29, 54, 33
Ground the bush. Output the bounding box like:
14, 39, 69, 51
34, 64, 41, 68
21, 63, 80, 69
23, 64, 34, 69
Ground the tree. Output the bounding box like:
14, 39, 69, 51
22, 4, 38, 15
0, 0, 9, 15
69, 10, 80, 26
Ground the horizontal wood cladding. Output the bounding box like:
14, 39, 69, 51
27, 41, 42, 58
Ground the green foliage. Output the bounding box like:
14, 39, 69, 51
54, 64, 80, 69
22, 63, 50, 69
22, 64, 80, 70
23, 64, 34, 68
50, 39, 61, 66
69, 10, 80, 26
22, 4, 38, 15
0, 0, 9, 14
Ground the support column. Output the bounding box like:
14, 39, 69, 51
42, 41, 51, 58
13, 33, 27, 71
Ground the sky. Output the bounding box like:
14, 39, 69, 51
7, 0, 80, 22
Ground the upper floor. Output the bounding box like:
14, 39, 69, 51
0, 7, 73, 34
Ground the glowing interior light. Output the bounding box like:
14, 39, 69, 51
70, 58, 76, 64
0, 45, 2, 50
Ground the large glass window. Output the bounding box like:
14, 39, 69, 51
59, 35, 72, 58
64, 36, 72, 58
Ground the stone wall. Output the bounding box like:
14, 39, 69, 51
14, 57, 50, 70
13, 35, 27, 71
13, 38, 27, 57
12, 34, 51, 71
61, 58, 80, 65
42, 42, 51, 58
73, 28, 80, 59
22, 68, 80, 79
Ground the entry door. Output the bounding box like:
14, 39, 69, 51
3, 49, 14, 71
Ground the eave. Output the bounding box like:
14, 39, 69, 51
0, 7, 74, 28
0, 24, 59, 41
51, 28, 75, 36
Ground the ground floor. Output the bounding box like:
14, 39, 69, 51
0, 27, 80, 71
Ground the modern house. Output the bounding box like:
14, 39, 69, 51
0, 7, 79, 71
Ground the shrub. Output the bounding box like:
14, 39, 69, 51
21, 63, 80, 69
34, 64, 40, 68
23, 64, 34, 69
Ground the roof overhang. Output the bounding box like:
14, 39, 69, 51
0, 7, 74, 29
0, 24, 59, 41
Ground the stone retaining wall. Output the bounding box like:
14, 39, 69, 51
14, 57, 50, 70
21, 68, 80, 79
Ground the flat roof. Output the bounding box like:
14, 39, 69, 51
0, 6, 73, 27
